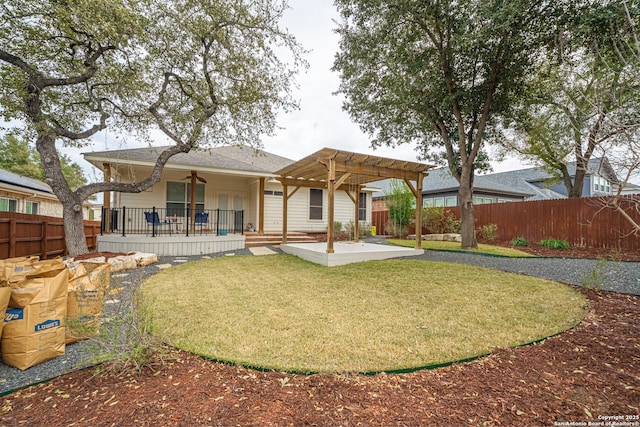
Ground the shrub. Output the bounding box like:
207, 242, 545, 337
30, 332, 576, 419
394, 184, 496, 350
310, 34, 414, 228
345, 221, 372, 238
510, 236, 530, 247
477, 224, 498, 242
88, 279, 169, 376
385, 180, 414, 230
385, 222, 407, 238
333, 221, 342, 233
539, 238, 570, 250
422, 207, 461, 234
581, 259, 608, 290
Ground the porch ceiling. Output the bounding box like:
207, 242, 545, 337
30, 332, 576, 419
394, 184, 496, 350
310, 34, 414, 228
274, 147, 435, 188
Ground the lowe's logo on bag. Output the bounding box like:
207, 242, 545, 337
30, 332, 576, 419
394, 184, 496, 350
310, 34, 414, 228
35, 319, 61, 332
4, 308, 23, 323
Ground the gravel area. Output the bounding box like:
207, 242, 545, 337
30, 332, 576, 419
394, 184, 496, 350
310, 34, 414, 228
1, 243, 638, 396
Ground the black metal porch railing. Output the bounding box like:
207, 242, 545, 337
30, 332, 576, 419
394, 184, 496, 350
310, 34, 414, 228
100, 207, 244, 237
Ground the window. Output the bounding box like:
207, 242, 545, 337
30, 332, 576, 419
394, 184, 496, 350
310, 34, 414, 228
166, 181, 205, 217
434, 197, 445, 207
358, 192, 367, 221
0, 197, 17, 212
309, 188, 323, 220
422, 198, 434, 207
592, 176, 611, 194
25, 201, 39, 215
445, 196, 457, 207
264, 190, 283, 196
473, 197, 493, 204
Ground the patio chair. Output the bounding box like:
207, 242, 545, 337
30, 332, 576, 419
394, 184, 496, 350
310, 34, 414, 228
144, 211, 171, 236
194, 212, 209, 235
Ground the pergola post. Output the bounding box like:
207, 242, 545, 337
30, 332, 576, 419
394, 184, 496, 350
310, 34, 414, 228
405, 173, 424, 250
326, 158, 335, 254
103, 162, 111, 234
258, 177, 265, 234
281, 183, 301, 244
353, 188, 360, 242
415, 173, 424, 250
282, 183, 288, 244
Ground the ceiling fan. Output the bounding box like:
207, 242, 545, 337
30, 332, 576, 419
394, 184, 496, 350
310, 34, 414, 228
182, 170, 207, 184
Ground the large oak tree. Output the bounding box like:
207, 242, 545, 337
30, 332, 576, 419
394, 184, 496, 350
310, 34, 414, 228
0, 0, 304, 255
503, 0, 640, 198
333, 0, 571, 248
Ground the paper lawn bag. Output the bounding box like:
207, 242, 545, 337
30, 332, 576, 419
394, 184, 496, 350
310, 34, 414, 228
66, 262, 111, 344
0, 256, 39, 282
2, 264, 68, 370
0, 287, 10, 339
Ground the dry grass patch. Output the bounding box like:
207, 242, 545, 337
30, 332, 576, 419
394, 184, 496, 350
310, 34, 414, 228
139, 255, 587, 373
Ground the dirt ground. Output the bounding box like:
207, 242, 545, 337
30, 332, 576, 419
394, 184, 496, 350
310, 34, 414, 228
1, 249, 639, 426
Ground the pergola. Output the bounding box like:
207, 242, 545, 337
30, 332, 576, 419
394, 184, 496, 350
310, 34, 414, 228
275, 148, 435, 253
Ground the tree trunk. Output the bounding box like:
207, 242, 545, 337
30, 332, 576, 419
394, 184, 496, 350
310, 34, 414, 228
568, 162, 587, 198
63, 201, 89, 256
458, 168, 478, 249
35, 132, 89, 256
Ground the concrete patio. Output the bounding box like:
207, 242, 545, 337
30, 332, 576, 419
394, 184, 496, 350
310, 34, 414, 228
280, 241, 424, 266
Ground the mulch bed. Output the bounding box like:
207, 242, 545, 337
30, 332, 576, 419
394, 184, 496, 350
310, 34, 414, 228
1, 285, 638, 426
488, 240, 640, 262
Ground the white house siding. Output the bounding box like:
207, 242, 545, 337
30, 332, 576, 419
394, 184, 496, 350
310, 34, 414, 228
262, 185, 372, 233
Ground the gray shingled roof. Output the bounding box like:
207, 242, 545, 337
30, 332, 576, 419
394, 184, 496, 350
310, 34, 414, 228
372, 168, 534, 198
371, 158, 616, 200
0, 169, 53, 194
83, 145, 295, 174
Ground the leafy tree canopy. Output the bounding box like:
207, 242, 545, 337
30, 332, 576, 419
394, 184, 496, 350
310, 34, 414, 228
333, 0, 573, 247
0, 133, 87, 191
501, 0, 640, 197
0, 0, 305, 255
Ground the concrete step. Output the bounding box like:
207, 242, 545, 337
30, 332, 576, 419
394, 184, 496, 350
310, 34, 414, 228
244, 232, 317, 248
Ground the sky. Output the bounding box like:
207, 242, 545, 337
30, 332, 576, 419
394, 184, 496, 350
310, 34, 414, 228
53, 0, 526, 179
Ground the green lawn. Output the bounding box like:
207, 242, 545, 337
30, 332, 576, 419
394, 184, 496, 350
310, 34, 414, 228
139, 255, 586, 374
388, 238, 535, 257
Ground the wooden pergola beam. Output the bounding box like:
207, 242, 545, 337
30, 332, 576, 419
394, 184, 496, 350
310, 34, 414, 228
274, 148, 435, 254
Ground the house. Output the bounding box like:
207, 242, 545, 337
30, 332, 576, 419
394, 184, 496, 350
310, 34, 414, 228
82, 145, 433, 256
373, 157, 623, 208
0, 168, 62, 217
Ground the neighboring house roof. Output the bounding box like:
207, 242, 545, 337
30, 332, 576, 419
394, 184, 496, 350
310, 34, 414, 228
372, 168, 533, 199
620, 182, 640, 194
479, 168, 566, 200
422, 168, 534, 198
83, 144, 296, 176
0, 168, 54, 195
373, 158, 617, 201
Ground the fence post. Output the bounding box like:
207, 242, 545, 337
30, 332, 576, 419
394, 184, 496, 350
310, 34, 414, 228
41, 220, 48, 260
9, 218, 16, 258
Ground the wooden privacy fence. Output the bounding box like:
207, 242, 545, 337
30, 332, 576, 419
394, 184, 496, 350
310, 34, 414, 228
373, 195, 640, 250
0, 212, 100, 260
